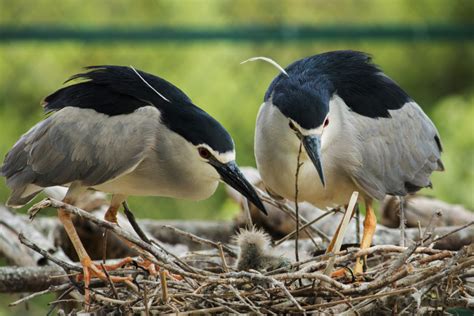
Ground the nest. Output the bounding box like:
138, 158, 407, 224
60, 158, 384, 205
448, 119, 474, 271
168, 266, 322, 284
12, 198, 474, 315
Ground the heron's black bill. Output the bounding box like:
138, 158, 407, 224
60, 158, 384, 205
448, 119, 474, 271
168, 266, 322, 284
302, 135, 326, 187
212, 160, 267, 215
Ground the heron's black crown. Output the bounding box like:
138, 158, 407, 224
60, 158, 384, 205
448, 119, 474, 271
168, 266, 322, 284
264, 50, 412, 129
43, 65, 234, 153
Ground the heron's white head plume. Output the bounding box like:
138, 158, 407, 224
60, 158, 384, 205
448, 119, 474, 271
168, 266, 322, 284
240, 57, 289, 77
130, 65, 171, 103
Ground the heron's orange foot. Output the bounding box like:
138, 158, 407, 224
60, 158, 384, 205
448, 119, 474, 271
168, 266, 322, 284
136, 259, 183, 281
77, 257, 134, 305
136, 259, 159, 276
330, 267, 348, 279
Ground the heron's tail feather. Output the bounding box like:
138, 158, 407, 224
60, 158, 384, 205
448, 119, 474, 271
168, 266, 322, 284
6, 186, 43, 208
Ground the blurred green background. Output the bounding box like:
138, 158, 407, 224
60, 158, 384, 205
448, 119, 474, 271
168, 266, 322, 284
0, 0, 473, 314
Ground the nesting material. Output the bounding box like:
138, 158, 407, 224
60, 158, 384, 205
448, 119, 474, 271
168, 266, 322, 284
9, 198, 473, 315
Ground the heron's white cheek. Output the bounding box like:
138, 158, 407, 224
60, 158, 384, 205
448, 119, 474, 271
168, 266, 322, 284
207, 165, 221, 181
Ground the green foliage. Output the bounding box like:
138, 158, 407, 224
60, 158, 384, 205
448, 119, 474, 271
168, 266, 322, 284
422, 94, 474, 209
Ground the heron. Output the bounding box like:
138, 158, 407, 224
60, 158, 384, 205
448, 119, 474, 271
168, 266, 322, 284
249, 51, 444, 274
1, 65, 267, 298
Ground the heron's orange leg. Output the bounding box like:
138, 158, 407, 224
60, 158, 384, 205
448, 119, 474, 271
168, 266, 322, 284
103, 203, 160, 277
104, 205, 119, 223
103, 203, 183, 281
58, 208, 132, 305
354, 198, 376, 274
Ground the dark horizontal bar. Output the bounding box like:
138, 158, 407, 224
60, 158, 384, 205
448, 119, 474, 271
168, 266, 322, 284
0, 25, 473, 43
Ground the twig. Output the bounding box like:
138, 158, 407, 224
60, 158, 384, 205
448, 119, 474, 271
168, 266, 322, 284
355, 204, 361, 245
228, 285, 262, 315
18, 233, 81, 272
160, 270, 169, 303
161, 225, 237, 258
432, 220, 474, 244
298, 288, 415, 311
399, 196, 406, 247
243, 198, 253, 227
381, 210, 442, 279
294, 141, 303, 267
9, 284, 71, 307
217, 242, 230, 273
142, 283, 150, 316
274, 207, 338, 246
123, 201, 151, 244
324, 192, 359, 276
255, 187, 330, 243
100, 263, 118, 299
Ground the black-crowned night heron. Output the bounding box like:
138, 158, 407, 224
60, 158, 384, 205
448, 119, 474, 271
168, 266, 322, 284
1, 65, 266, 295
249, 51, 444, 273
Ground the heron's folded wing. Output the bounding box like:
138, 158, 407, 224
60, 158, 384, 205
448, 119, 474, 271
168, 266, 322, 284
2, 106, 159, 192
350, 102, 443, 200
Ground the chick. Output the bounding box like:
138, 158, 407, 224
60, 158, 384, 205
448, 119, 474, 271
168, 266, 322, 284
234, 227, 290, 272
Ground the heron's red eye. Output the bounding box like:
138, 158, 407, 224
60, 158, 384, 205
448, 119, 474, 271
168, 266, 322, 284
198, 147, 211, 159
323, 118, 329, 128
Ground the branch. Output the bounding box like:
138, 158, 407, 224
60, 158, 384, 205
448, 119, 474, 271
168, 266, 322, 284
0, 266, 67, 293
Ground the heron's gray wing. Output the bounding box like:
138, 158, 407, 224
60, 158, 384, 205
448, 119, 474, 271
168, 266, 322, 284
350, 102, 443, 200
2, 106, 159, 205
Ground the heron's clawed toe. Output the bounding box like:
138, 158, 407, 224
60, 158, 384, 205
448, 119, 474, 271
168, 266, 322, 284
135, 258, 183, 281
77, 257, 134, 304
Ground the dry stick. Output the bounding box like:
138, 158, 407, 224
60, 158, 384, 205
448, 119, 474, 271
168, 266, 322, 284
28, 198, 204, 280
161, 225, 237, 258
412, 248, 474, 289
418, 251, 452, 264
228, 285, 262, 315
399, 196, 406, 247
269, 245, 446, 278
160, 270, 169, 303
149, 239, 202, 276
342, 265, 410, 295
273, 208, 339, 247
431, 220, 474, 244
122, 201, 151, 244
220, 271, 305, 310
380, 210, 442, 280
274, 207, 338, 246
100, 263, 118, 299
217, 242, 230, 273
243, 198, 253, 227
323, 191, 359, 276
92, 293, 134, 305
355, 204, 361, 245
255, 187, 329, 244
143, 283, 150, 316
294, 141, 304, 267
146, 286, 160, 312
9, 284, 71, 307
18, 233, 81, 272
296, 287, 415, 312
